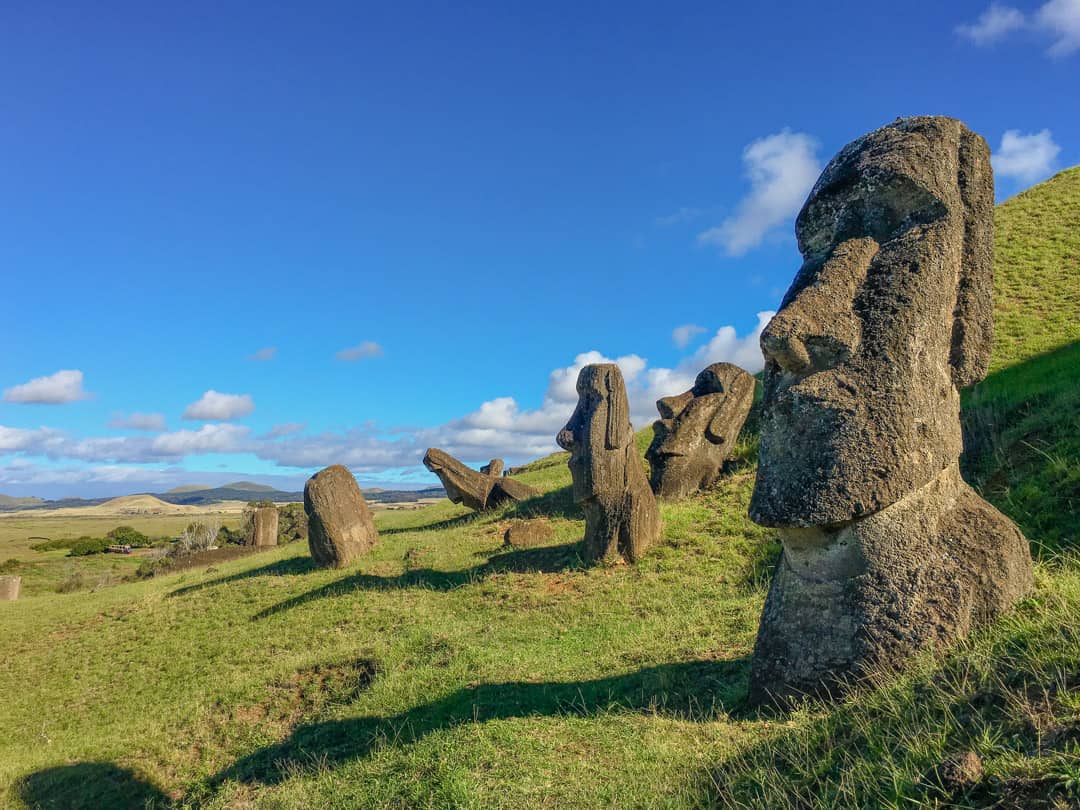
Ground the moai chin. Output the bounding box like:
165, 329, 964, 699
747, 116, 1033, 705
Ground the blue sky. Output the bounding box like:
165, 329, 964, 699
1, 1, 1077, 498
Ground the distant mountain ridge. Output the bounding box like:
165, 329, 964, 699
0, 482, 446, 511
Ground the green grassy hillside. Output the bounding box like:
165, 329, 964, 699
1, 169, 1078, 810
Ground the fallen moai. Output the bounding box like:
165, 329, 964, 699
646, 362, 756, 498
556, 363, 661, 564
422, 448, 538, 511
304, 464, 379, 568
747, 115, 1034, 705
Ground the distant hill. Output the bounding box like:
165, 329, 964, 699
36, 494, 201, 517
0, 494, 45, 509
158, 485, 303, 506
164, 484, 213, 494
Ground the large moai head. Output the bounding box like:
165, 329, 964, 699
750, 116, 995, 527
647, 363, 756, 498
556, 363, 635, 503
304, 464, 379, 568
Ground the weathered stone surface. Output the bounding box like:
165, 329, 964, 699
646, 362, 756, 498
250, 506, 279, 547
747, 116, 1033, 705
480, 459, 504, 477
304, 465, 378, 569
556, 364, 661, 564
423, 448, 538, 511
503, 519, 555, 549
0, 575, 20, 601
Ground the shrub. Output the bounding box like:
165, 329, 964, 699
278, 503, 308, 544
0, 558, 21, 573
67, 538, 111, 557
106, 526, 150, 547
55, 570, 87, 593
30, 538, 74, 552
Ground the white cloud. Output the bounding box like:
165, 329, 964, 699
698, 130, 821, 256
3, 370, 91, 404
1037, 0, 1080, 55
956, 3, 1026, 44
956, 1, 1080, 55
150, 424, 251, 456
672, 324, 707, 348
108, 412, 167, 432
992, 129, 1061, 184
0, 426, 61, 452
336, 341, 384, 361
249, 347, 277, 362
181, 390, 255, 421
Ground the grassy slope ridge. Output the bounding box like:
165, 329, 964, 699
1, 170, 1078, 810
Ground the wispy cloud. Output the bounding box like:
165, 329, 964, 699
1038, 0, 1080, 56
181, 390, 255, 421
671, 324, 707, 348
992, 129, 1061, 184
698, 130, 820, 256
956, 3, 1026, 44
956, 1, 1080, 55
108, 412, 167, 432
263, 422, 306, 439
249, 347, 277, 362
3, 370, 92, 404
336, 341, 384, 362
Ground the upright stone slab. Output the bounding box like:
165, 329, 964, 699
423, 448, 538, 511
556, 363, 661, 564
304, 465, 378, 568
747, 116, 1033, 705
250, 506, 279, 547
0, 575, 20, 601
646, 362, 756, 498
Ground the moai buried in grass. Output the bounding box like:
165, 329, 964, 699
646, 362, 756, 499
557, 363, 661, 564
747, 116, 1034, 706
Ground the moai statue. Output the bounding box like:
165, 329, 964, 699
423, 448, 538, 511
556, 363, 661, 563
250, 506, 279, 547
304, 464, 379, 568
646, 362, 756, 498
747, 116, 1034, 705
0, 575, 21, 601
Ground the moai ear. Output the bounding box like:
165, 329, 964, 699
706, 371, 756, 445
950, 128, 995, 388
604, 368, 630, 450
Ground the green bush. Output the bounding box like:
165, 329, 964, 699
30, 538, 74, 552
106, 526, 151, 547
67, 538, 111, 557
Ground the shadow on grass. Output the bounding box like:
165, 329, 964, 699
504, 485, 582, 522
251, 542, 582, 621
16, 762, 171, 809
167, 554, 318, 598
213, 656, 751, 787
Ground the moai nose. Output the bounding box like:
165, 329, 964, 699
556, 428, 575, 451
760, 317, 812, 374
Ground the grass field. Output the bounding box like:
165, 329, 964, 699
0, 168, 1077, 809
